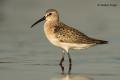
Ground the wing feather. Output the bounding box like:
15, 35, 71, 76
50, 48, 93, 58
54, 22, 94, 44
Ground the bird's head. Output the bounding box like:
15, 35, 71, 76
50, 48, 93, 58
31, 9, 59, 28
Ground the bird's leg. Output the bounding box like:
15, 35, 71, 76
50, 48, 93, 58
68, 63, 72, 74
59, 57, 64, 65
59, 50, 65, 73
59, 50, 65, 65
67, 52, 72, 73
59, 63, 64, 74
67, 52, 72, 65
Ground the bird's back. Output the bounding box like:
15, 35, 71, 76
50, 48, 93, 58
54, 22, 108, 44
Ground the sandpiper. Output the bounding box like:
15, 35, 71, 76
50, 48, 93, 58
31, 9, 108, 67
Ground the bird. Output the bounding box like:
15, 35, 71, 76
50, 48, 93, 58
31, 9, 108, 67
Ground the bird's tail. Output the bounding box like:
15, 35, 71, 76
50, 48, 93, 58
94, 39, 108, 44
90, 37, 108, 44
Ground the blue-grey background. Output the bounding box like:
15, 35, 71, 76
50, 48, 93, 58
0, 0, 120, 80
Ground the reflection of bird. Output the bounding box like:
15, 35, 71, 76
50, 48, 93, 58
51, 74, 92, 80
31, 9, 108, 67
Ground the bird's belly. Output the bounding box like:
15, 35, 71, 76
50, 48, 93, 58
46, 36, 95, 51
58, 42, 95, 50
46, 35, 60, 46
44, 29, 60, 47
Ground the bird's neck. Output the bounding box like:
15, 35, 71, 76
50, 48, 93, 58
44, 20, 59, 27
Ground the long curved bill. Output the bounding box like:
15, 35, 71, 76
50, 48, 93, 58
31, 16, 46, 28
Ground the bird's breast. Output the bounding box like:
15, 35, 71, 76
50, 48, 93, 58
44, 23, 55, 38
44, 23, 59, 46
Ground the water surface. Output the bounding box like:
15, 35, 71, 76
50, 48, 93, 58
0, 0, 120, 80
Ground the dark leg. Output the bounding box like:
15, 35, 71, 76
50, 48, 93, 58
68, 52, 72, 65
67, 52, 72, 73
59, 50, 65, 73
59, 63, 64, 74
59, 57, 64, 65
59, 50, 65, 65
68, 63, 72, 74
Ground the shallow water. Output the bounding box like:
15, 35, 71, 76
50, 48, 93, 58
0, 0, 120, 80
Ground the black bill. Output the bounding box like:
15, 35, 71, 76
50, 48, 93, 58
31, 16, 46, 28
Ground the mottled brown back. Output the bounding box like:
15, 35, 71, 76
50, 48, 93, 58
53, 22, 108, 44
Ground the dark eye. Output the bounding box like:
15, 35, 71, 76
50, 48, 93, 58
49, 13, 52, 15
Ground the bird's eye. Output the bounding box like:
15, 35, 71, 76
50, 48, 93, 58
49, 13, 52, 16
